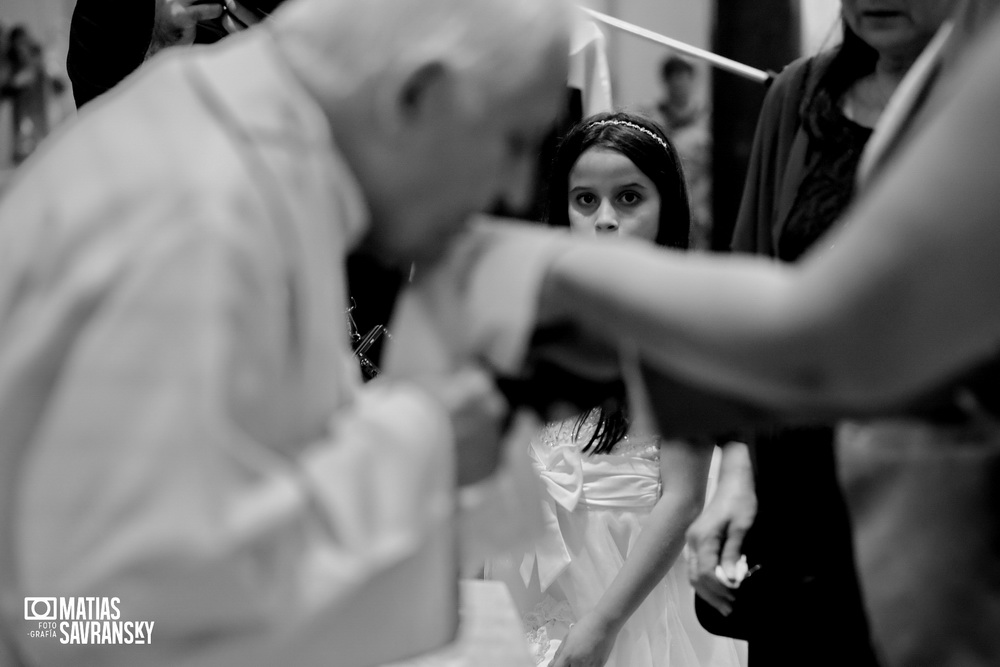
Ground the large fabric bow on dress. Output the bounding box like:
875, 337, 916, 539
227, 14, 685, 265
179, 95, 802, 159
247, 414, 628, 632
520, 435, 585, 591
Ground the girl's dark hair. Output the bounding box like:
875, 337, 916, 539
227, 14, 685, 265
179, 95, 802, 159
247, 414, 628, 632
545, 111, 691, 454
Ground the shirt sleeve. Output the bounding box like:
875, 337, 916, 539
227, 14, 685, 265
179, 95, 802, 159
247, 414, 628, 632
12, 212, 459, 667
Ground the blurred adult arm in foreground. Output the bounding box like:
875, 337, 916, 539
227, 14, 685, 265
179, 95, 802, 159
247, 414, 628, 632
541, 13, 1000, 422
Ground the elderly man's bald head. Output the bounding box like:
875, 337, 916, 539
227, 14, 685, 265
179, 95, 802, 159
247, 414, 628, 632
266, 0, 572, 267
270, 0, 571, 108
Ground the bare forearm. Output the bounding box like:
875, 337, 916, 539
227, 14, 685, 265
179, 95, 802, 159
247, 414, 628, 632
586, 486, 704, 632
544, 18, 1000, 415
582, 438, 713, 633
545, 243, 826, 409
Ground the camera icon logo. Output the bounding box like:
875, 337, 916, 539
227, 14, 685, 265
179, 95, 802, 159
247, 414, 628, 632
24, 598, 57, 621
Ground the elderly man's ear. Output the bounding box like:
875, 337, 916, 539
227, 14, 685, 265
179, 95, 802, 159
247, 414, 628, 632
375, 62, 451, 134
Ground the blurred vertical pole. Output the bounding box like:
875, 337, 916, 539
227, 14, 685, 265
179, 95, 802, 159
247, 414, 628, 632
710, 1, 800, 251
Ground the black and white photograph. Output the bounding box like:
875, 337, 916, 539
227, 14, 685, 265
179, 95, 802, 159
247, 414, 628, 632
1, 1, 997, 666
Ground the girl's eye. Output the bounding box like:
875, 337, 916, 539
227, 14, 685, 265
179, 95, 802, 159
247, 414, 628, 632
575, 193, 597, 207
618, 191, 642, 206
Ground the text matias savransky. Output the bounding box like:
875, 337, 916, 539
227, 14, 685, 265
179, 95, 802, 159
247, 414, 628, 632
24, 596, 154, 645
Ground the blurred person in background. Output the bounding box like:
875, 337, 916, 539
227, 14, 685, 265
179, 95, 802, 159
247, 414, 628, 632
651, 55, 712, 251
0, 25, 64, 164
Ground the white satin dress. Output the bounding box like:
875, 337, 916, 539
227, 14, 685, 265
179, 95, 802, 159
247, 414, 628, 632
486, 416, 747, 667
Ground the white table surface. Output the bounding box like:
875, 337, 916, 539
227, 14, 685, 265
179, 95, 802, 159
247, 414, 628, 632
384, 579, 533, 667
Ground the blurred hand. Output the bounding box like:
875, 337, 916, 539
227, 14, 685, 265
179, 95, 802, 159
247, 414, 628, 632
550, 614, 617, 667
147, 0, 223, 57
684, 442, 757, 616
412, 367, 509, 487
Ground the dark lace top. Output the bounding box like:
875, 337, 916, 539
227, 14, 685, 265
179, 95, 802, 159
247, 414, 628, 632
777, 75, 873, 262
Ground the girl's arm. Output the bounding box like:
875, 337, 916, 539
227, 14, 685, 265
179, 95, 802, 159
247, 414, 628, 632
551, 439, 713, 667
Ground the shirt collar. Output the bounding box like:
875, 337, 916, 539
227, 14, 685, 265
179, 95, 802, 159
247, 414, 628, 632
188, 28, 370, 249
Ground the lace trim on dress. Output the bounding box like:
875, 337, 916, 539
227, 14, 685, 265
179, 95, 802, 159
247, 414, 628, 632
522, 596, 575, 665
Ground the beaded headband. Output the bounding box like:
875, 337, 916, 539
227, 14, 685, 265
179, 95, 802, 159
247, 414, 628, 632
587, 119, 670, 152
590, 120, 670, 152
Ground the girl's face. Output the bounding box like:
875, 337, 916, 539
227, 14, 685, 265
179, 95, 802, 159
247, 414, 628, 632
567, 147, 661, 242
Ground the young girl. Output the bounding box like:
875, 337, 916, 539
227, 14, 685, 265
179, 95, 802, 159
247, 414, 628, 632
488, 112, 746, 667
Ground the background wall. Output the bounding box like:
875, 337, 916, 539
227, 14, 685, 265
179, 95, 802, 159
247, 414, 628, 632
582, 0, 842, 112
1, 0, 845, 128
802, 0, 844, 55
576, 0, 710, 111
0, 0, 843, 182
608, 0, 710, 109
0, 0, 75, 65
